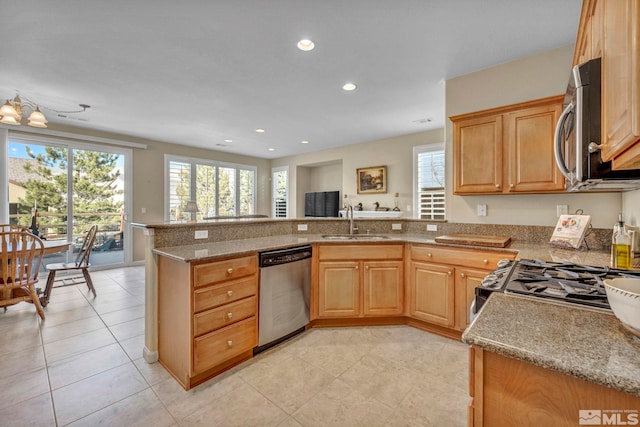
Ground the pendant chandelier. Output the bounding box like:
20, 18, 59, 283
0, 94, 90, 128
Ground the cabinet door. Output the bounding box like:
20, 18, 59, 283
408, 262, 455, 327
453, 114, 503, 194
504, 102, 564, 193
363, 260, 403, 316
455, 267, 489, 331
318, 261, 361, 318
601, 0, 640, 166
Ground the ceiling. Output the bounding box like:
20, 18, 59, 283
0, 0, 582, 159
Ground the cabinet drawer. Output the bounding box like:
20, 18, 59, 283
193, 317, 257, 374
193, 255, 257, 288
194, 296, 257, 337
410, 245, 513, 270
194, 276, 257, 313
318, 244, 403, 261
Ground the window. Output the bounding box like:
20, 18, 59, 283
272, 166, 288, 218
414, 143, 445, 220
165, 155, 256, 221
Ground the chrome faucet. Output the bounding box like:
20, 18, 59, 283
347, 205, 358, 235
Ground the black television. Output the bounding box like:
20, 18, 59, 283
304, 191, 340, 217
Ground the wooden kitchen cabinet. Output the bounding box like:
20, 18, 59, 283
157, 253, 258, 390
408, 244, 516, 332
574, 0, 603, 65
316, 244, 404, 319
451, 95, 564, 195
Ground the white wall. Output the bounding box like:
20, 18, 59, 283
445, 44, 622, 228
623, 190, 640, 226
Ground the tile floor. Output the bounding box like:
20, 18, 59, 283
0, 265, 470, 426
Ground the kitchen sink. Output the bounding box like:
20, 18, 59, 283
321, 234, 391, 240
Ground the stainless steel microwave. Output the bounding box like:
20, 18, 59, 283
554, 57, 640, 191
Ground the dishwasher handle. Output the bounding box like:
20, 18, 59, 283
259, 245, 312, 267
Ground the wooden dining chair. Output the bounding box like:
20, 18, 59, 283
42, 225, 98, 306
0, 231, 46, 319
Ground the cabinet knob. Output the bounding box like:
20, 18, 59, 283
227, 268, 233, 274
461, 273, 466, 278
227, 312, 233, 319
427, 253, 432, 257
227, 340, 233, 347
509, 183, 514, 188
365, 265, 369, 270
448, 271, 452, 276
355, 265, 359, 270
483, 259, 488, 265
227, 290, 234, 297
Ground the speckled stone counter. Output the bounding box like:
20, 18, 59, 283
462, 292, 640, 397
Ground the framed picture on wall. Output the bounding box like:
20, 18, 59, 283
356, 166, 387, 194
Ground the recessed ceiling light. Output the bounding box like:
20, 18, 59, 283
297, 39, 315, 51
301, 140, 309, 144
342, 83, 357, 91
256, 128, 265, 133
224, 139, 233, 143
268, 148, 275, 152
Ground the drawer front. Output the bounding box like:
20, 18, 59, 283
193, 255, 257, 288
410, 245, 514, 270
194, 296, 257, 337
318, 244, 403, 261
194, 276, 257, 313
193, 317, 257, 374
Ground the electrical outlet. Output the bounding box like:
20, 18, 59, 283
557, 205, 569, 217
427, 224, 438, 232
141, 207, 146, 214
297, 224, 308, 231
392, 223, 402, 231
194, 230, 208, 239
477, 204, 487, 217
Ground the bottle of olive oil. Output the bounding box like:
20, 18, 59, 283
612, 213, 632, 270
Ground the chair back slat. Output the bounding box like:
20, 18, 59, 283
0, 231, 45, 287
74, 225, 98, 267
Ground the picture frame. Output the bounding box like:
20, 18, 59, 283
356, 166, 387, 194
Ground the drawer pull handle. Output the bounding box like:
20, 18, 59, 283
483, 259, 488, 265
227, 290, 234, 297
227, 312, 233, 319
227, 268, 233, 274
227, 340, 233, 347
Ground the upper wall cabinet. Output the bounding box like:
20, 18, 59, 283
574, 0, 640, 169
451, 95, 565, 195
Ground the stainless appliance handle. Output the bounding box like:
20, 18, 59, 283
554, 102, 574, 180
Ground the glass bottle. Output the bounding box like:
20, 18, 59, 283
612, 213, 632, 270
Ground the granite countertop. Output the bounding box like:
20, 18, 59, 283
151, 232, 620, 267
462, 292, 640, 397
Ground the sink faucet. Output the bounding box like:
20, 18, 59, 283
347, 205, 358, 235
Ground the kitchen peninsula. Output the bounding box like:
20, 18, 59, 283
132, 218, 639, 393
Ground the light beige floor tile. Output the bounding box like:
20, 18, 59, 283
0, 345, 46, 379
48, 342, 130, 389
277, 416, 304, 427
238, 353, 335, 414
181, 382, 288, 427
0, 368, 50, 411
66, 388, 176, 427
99, 304, 144, 326
339, 353, 417, 408
40, 315, 106, 344
394, 377, 469, 427
39, 305, 100, 328
0, 392, 56, 427
119, 333, 145, 360
133, 358, 173, 386
0, 324, 43, 356
153, 370, 245, 420
52, 363, 148, 425
43, 327, 117, 364
109, 316, 145, 341
294, 341, 373, 377
293, 379, 393, 427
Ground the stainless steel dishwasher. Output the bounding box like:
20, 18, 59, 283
255, 245, 312, 354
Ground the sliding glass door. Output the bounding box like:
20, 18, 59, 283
8, 139, 129, 268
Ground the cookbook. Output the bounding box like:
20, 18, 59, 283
549, 214, 591, 249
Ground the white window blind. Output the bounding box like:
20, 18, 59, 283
272, 167, 288, 218
414, 144, 445, 220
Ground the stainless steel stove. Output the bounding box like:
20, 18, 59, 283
474, 258, 640, 314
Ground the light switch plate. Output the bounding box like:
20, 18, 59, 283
195, 230, 208, 239
392, 223, 402, 231
477, 204, 487, 217
297, 224, 308, 231
427, 224, 438, 232
557, 204, 569, 217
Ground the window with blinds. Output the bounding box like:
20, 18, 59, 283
272, 166, 288, 218
165, 155, 256, 221
414, 144, 445, 220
